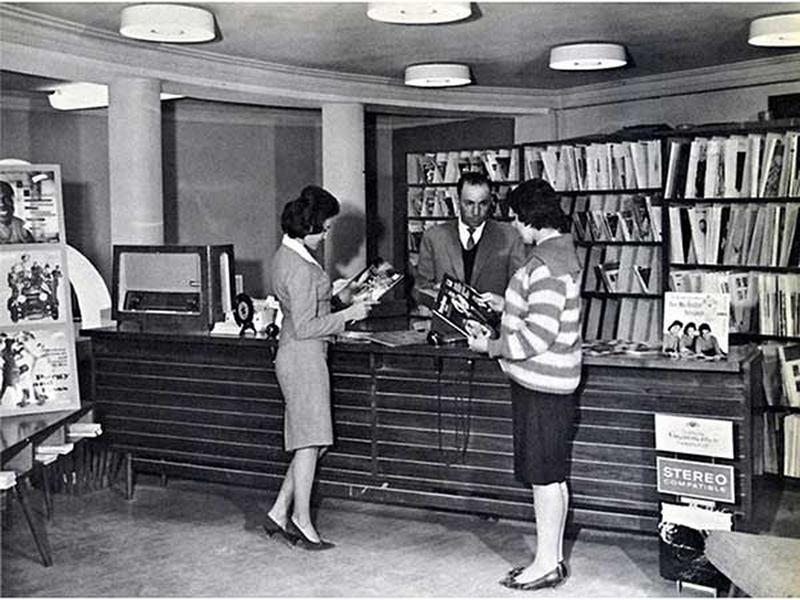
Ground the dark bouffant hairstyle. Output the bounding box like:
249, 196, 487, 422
281, 185, 340, 239
698, 323, 712, 334
456, 171, 491, 197
507, 178, 569, 233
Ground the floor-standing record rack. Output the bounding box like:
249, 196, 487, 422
0, 165, 81, 418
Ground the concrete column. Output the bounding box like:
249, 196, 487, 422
322, 103, 365, 278
108, 78, 164, 245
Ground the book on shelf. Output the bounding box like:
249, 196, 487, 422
332, 259, 404, 310
662, 291, 730, 357
432, 273, 500, 339
778, 343, 800, 408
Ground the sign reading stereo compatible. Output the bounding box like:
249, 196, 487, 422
656, 457, 735, 503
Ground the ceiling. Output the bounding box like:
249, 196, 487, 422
3, 2, 800, 96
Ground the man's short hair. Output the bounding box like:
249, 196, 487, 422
457, 171, 491, 197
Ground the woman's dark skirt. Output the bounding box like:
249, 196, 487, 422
510, 380, 577, 486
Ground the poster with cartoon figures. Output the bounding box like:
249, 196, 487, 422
0, 328, 77, 412
0, 167, 63, 245
0, 164, 78, 417
0, 250, 67, 327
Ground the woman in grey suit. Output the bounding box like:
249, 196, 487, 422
264, 186, 372, 550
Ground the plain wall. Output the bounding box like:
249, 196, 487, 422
554, 81, 800, 140
1, 97, 321, 298
162, 101, 321, 297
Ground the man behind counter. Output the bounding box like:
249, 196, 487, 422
414, 171, 527, 305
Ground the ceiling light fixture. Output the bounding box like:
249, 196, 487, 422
367, 2, 470, 24
549, 43, 627, 71
404, 63, 472, 88
748, 13, 800, 47
48, 82, 183, 111
119, 4, 215, 43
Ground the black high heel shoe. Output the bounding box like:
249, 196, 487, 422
287, 518, 336, 551
262, 514, 300, 546
501, 562, 568, 591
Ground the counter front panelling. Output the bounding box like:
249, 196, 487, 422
84, 329, 762, 533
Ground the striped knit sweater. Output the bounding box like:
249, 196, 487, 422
486, 233, 582, 395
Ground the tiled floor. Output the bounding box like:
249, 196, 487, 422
2, 476, 797, 597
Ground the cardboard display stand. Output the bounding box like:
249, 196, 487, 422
0, 165, 80, 417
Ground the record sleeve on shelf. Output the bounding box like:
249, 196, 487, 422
663, 291, 730, 357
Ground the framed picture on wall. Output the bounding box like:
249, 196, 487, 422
0, 164, 79, 417
0, 166, 64, 245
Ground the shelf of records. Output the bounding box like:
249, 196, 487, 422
568, 190, 664, 345
523, 139, 663, 192
664, 130, 800, 200
666, 201, 799, 267
668, 270, 800, 340
406, 147, 520, 185
760, 343, 800, 479
568, 193, 663, 245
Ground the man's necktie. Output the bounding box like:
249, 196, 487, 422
466, 227, 476, 251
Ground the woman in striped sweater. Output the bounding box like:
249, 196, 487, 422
467, 178, 582, 591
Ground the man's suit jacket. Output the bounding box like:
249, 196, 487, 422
415, 219, 527, 297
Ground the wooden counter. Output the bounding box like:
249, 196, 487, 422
82, 328, 763, 533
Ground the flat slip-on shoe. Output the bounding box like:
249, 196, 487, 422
501, 563, 568, 591
287, 518, 336, 551
499, 566, 525, 584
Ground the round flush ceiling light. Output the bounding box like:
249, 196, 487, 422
549, 43, 627, 71
367, 2, 471, 24
749, 13, 800, 47
404, 63, 472, 88
120, 4, 215, 43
